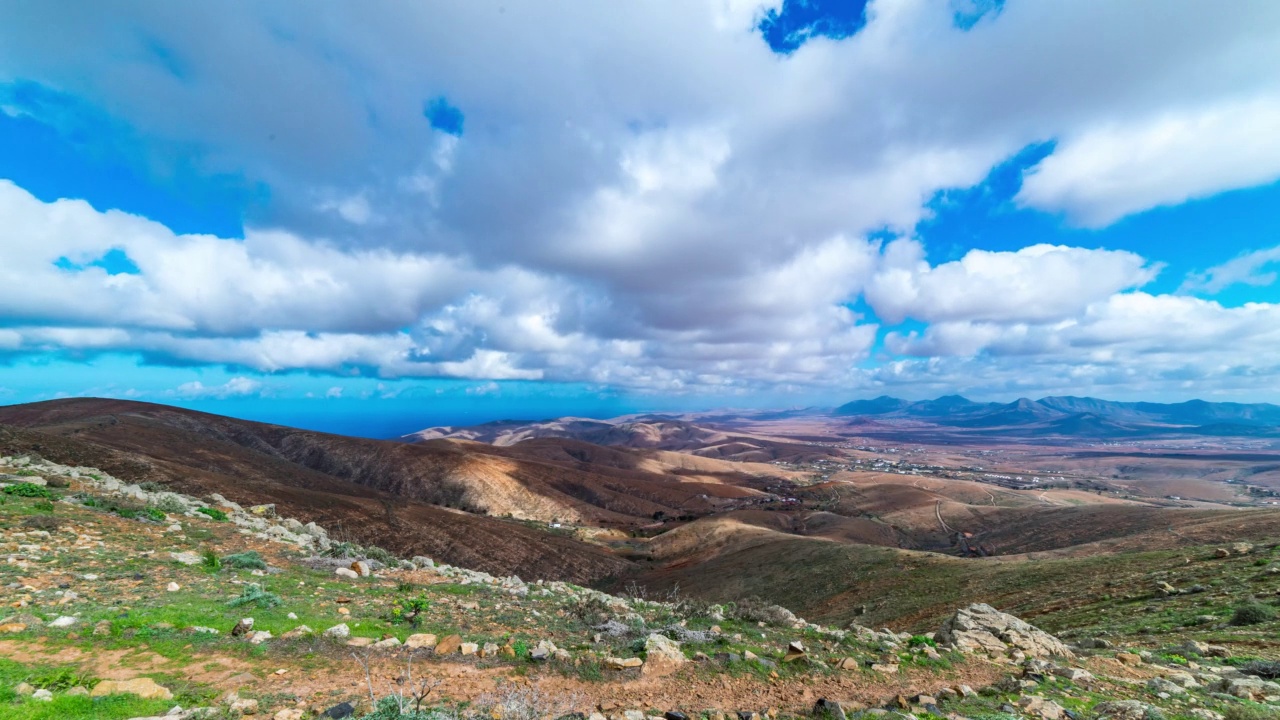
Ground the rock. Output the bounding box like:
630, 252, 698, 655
323, 702, 355, 719
870, 663, 898, 674
836, 657, 859, 670
166, 523, 183, 533
1156, 581, 1178, 596
1188, 711, 1224, 720
32, 688, 52, 701
275, 710, 305, 720
248, 630, 273, 644
783, 640, 806, 662
170, 551, 202, 566
405, 633, 437, 649
373, 637, 401, 649
0, 623, 27, 633
49, 615, 77, 628
1053, 666, 1093, 682
66, 686, 89, 696
1147, 677, 1186, 695
642, 633, 686, 677
936, 603, 1073, 659
1092, 700, 1162, 720
323, 623, 350, 638
434, 634, 463, 655
231, 618, 255, 637
334, 568, 358, 579
229, 697, 260, 714
812, 699, 847, 720
460, 642, 478, 655
91, 677, 174, 700
350, 560, 371, 577
1116, 652, 1142, 665
1017, 696, 1065, 720
280, 625, 313, 639
14, 682, 33, 695
346, 637, 373, 647
481, 642, 499, 657
167, 582, 181, 592
1232, 542, 1254, 555
1215, 548, 1231, 558
604, 656, 644, 669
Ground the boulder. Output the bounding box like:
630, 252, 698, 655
334, 568, 358, 579
641, 633, 686, 677
323, 623, 350, 638
936, 603, 1073, 659
405, 633, 437, 649
434, 634, 462, 655
91, 677, 174, 700
813, 699, 847, 720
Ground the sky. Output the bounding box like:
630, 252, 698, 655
3, 0, 1280, 436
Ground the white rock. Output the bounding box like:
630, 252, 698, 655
334, 567, 359, 579
324, 623, 350, 638
32, 688, 53, 701
49, 616, 77, 628
167, 582, 181, 592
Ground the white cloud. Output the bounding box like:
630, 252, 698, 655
172, 376, 263, 399
866, 240, 1158, 324
1018, 97, 1280, 226
1181, 244, 1280, 294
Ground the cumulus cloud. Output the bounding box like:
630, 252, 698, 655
171, 376, 262, 399
0, 1, 1279, 398
866, 240, 1158, 324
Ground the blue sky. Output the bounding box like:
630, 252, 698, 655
2, 1, 1280, 436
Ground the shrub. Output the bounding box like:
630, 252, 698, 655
138, 481, 167, 493
364, 545, 398, 566
21, 515, 63, 531
726, 596, 795, 626
1239, 659, 1280, 680
1223, 705, 1280, 720
227, 583, 282, 609
201, 549, 222, 572
144, 507, 166, 522
1232, 602, 1277, 626
908, 634, 938, 648
390, 597, 432, 628
196, 507, 228, 521
222, 551, 267, 570
31, 499, 55, 514
30, 666, 98, 692
152, 495, 187, 514
2, 482, 53, 499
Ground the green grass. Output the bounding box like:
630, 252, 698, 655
0, 659, 175, 720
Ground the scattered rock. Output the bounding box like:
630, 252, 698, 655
229, 697, 260, 714
605, 656, 643, 669
31, 688, 52, 701
405, 633, 437, 649
870, 663, 898, 674
322, 702, 355, 719
324, 623, 350, 638
373, 637, 401, 649
641, 633, 686, 677
334, 568, 359, 579
248, 630, 273, 644
813, 699, 847, 720
434, 634, 463, 655
783, 640, 806, 662
460, 642, 478, 655
167, 582, 181, 592
1147, 677, 1187, 695
91, 677, 174, 700
937, 603, 1074, 659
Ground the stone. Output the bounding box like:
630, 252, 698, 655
1147, 677, 1186, 695
836, 657, 859, 670
323, 702, 356, 719
936, 603, 1073, 659
373, 637, 401, 649
334, 568, 358, 579
49, 615, 77, 628
1215, 548, 1231, 558
813, 699, 847, 720
783, 640, 806, 662
323, 623, 350, 638
1232, 542, 1254, 555
14, 682, 33, 695
0, 623, 26, 633
870, 663, 898, 674
280, 625, 313, 639
1092, 701, 1162, 720
170, 551, 201, 566
350, 560, 371, 577
66, 686, 89, 696
1053, 666, 1093, 682
229, 697, 260, 714
405, 633, 437, 648
481, 642, 499, 657
94, 620, 112, 636
460, 642, 478, 655
91, 677, 174, 700
641, 633, 686, 677
605, 656, 644, 669
346, 637, 373, 647
248, 630, 273, 644
434, 634, 463, 654
32, 688, 52, 701
275, 710, 305, 720
167, 582, 181, 592
1017, 696, 1065, 720
1116, 652, 1142, 665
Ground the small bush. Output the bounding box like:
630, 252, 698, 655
364, 544, 398, 566
2, 482, 53, 499
138, 481, 167, 493
201, 549, 222, 572
21, 515, 63, 531
152, 495, 187, 514
31, 499, 55, 514
227, 583, 282, 609
727, 596, 795, 627
1223, 705, 1280, 720
390, 597, 432, 628
1232, 602, 1277, 626
222, 551, 267, 570
908, 634, 938, 648
196, 507, 228, 521
29, 666, 98, 692
1239, 659, 1280, 679
144, 507, 166, 522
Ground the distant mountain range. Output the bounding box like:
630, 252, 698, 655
834, 395, 1280, 436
